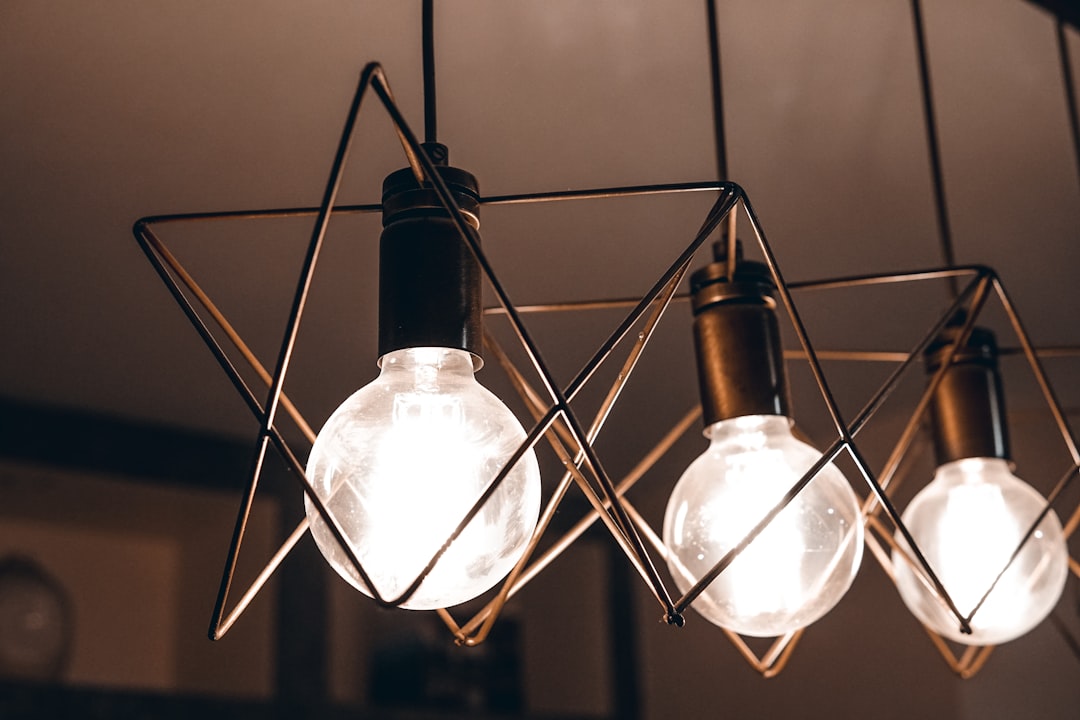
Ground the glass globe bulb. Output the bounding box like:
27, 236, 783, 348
305, 347, 541, 610
892, 457, 1068, 645
663, 415, 864, 637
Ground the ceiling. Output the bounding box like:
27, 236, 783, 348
2, 1, 1080, 714
1, 0, 1078, 445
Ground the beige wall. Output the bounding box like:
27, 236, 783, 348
0, 460, 278, 698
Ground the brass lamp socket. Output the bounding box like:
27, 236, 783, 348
690, 241, 790, 427
923, 322, 1010, 464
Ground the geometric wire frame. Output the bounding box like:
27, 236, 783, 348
509, 266, 1080, 678
640, 266, 1080, 677
133, 62, 1079, 679
133, 61, 741, 641
840, 266, 1080, 678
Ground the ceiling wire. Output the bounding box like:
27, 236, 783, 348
704, 0, 739, 276
705, 0, 727, 183
1057, 18, 1080, 200
910, 0, 959, 299
423, 0, 437, 144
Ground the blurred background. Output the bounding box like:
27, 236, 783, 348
1, 1, 1078, 718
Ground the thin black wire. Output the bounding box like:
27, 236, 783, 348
423, 0, 437, 143
911, 0, 958, 298
1057, 17, 1080, 198
706, 0, 727, 181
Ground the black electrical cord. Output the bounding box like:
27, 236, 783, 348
911, 0, 959, 298
423, 0, 437, 144
706, 0, 728, 183
1057, 18, 1080, 200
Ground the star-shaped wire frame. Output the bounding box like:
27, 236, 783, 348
134, 61, 739, 642
134, 62, 1005, 675
845, 266, 1080, 678
543, 264, 1079, 677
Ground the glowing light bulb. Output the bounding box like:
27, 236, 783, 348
892, 457, 1068, 645
663, 415, 864, 637
305, 347, 541, 610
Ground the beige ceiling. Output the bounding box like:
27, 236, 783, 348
2, 0, 1078, 443
2, 2, 1080, 715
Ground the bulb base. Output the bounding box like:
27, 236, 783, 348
923, 322, 1010, 464
378, 161, 483, 364
690, 241, 789, 426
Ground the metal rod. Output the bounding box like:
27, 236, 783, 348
133, 180, 725, 227
525, 196, 740, 624
480, 180, 725, 205
725, 207, 738, 281
135, 226, 267, 424
482, 266, 979, 315
867, 516, 994, 675
252, 62, 378, 503
452, 432, 589, 634
619, 451, 810, 676
133, 203, 382, 228
857, 293, 995, 634
561, 190, 738, 406
563, 411, 682, 618
788, 265, 979, 291
136, 223, 316, 636
455, 316, 702, 641
922, 624, 994, 679
851, 273, 991, 519
961, 276, 1080, 624
212, 66, 413, 625
508, 408, 700, 596
850, 272, 989, 447
742, 195, 850, 439
864, 518, 899, 581
992, 275, 1080, 466
758, 630, 803, 676
134, 181, 725, 228
236, 63, 378, 603
139, 222, 390, 621
484, 296, 687, 315
144, 228, 317, 443
443, 332, 591, 641
130, 179, 721, 226
217, 520, 309, 638
910, 0, 959, 297
967, 463, 1080, 626
876, 509, 1007, 679
1064, 467, 1080, 538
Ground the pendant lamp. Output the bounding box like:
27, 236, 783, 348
130, 0, 1080, 682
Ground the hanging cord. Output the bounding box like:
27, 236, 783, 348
911, 0, 958, 298
1057, 17, 1080, 200
423, 0, 437, 144
706, 0, 728, 183
705, 0, 739, 275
